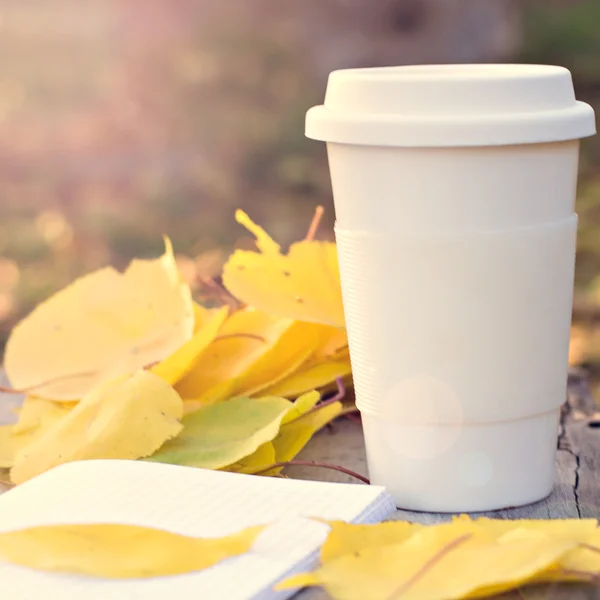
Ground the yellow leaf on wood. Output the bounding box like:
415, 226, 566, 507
0, 398, 73, 469
4, 239, 194, 400
10, 371, 183, 484
236, 320, 319, 397
251, 397, 342, 477
11, 397, 73, 436
452, 515, 599, 541
261, 359, 352, 399
223, 442, 276, 474
0, 426, 16, 469
260, 325, 350, 398
175, 309, 311, 403
535, 526, 600, 583
222, 210, 345, 328
273, 402, 342, 464
312, 325, 349, 361
151, 306, 229, 385
320, 520, 421, 563
146, 396, 291, 469
279, 525, 577, 600
0, 523, 264, 578
281, 391, 321, 425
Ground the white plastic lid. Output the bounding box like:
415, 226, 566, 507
306, 64, 596, 147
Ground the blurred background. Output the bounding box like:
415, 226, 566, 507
1, 0, 600, 377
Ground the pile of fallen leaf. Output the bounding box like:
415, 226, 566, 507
0, 208, 351, 485
0, 516, 599, 599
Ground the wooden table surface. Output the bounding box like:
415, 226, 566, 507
2, 369, 600, 599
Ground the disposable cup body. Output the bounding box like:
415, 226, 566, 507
306, 64, 596, 512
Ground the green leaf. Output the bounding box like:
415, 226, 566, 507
146, 396, 292, 469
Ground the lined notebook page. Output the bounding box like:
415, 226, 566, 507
0, 460, 395, 600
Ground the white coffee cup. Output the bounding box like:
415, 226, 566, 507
306, 64, 596, 512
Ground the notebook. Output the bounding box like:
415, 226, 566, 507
0, 459, 395, 599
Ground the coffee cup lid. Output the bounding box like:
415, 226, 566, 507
306, 64, 596, 147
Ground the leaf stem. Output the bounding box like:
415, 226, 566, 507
254, 460, 370, 484
303, 378, 346, 417
305, 206, 325, 241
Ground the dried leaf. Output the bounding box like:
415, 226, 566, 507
146, 396, 291, 469
281, 391, 321, 425
4, 239, 194, 400
555, 527, 600, 582
279, 525, 577, 600
222, 210, 345, 328
0, 426, 16, 469
261, 359, 352, 398
272, 401, 342, 464
151, 306, 229, 385
0, 398, 73, 469
10, 397, 73, 436
224, 442, 276, 474
241, 395, 342, 477
452, 515, 599, 544
320, 520, 421, 563
451, 516, 600, 583
176, 309, 316, 403
236, 321, 319, 397
10, 371, 183, 484
0, 523, 264, 578
311, 325, 349, 361
247, 321, 349, 398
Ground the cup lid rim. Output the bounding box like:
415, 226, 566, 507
307, 64, 596, 147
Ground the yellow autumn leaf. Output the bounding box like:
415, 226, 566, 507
248, 321, 349, 399
0, 523, 264, 578
0, 426, 16, 469
272, 401, 342, 464
0, 398, 73, 468
146, 395, 292, 469
176, 309, 318, 403
320, 520, 421, 563
281, 390, 322, 425
4, 239, 194, 400
235, 320, 319, 397
222, 210, 345, 328
232, 400, 344, 476
311, 325, 349, 360
10, 370, 183, 484
452, 515, 599, 542
555, 527, 600, 582
279, 525, 577, 600
451, 515, 600, 584
192, 302, 212, 332
151, 306, 229, 385
261, 359, 352, 398
183, 380, 240, 413
224, 441, 277, 474
241, 395, 342, 477
10, 396, 73, 436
